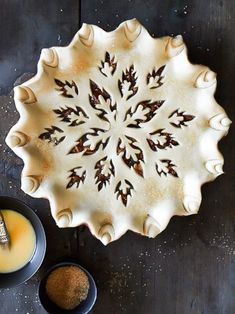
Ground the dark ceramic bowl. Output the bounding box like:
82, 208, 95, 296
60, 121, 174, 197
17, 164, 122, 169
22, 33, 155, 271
38, 262, 97, 314
0, 196, 46, 288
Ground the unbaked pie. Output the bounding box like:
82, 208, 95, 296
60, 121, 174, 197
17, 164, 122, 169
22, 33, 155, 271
6, 19, 231, 244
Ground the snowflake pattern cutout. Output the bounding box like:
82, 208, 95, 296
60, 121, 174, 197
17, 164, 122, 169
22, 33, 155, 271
38, 53, 195, 206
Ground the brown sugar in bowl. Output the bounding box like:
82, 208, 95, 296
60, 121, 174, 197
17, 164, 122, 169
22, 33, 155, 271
46, 265, 89, 310
38, 262, 97, 314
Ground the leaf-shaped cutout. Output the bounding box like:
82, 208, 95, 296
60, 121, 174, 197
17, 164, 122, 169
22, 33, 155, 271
89, 80, 117, 122
115, 179, 134, 206
53, 106, 89, 126
39, 126, 65, 146
99, 52, 117, 77
147, 65, 166, 89
168, 109, 195, 128
55, 79, 79, 98
66, 167, 86, 189
69, 128, 110, 155
118, 65, 138, 100
147, 129, 179, 151
117, 135, 144, 177
124, 100, 165, 128
156, 159, 178, 178
95, 156, 115, 191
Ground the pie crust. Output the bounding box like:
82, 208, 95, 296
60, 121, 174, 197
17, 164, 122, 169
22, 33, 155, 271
6, 19, 231, 244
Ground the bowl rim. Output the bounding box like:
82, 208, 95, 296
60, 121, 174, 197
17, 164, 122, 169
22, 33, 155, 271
0, 195, 46, 288
38, 261, 97, 314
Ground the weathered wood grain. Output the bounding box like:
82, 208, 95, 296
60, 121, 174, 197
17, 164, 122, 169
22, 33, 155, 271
0, 1, 234, 313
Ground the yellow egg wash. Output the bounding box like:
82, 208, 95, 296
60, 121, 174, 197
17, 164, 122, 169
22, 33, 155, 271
0, 210, 36, 273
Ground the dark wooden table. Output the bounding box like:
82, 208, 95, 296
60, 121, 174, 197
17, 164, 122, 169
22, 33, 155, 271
0, 1, 234, 313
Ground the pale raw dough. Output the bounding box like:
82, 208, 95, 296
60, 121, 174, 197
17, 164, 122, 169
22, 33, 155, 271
6, 19, 231, 245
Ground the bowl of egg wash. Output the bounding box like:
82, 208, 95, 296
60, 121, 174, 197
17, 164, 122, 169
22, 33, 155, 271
0, 196, 46, 288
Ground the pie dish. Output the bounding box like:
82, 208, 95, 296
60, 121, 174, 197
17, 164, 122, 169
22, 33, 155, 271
6, 19, 231, 245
